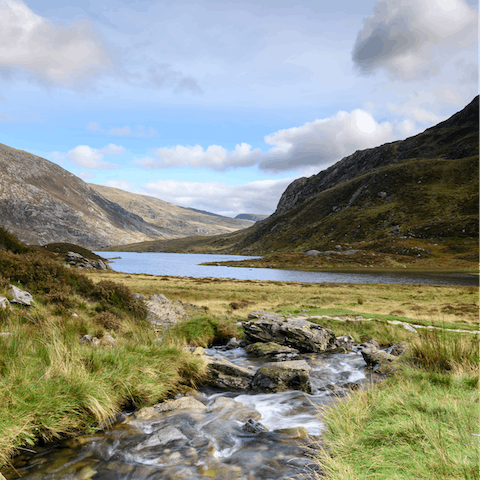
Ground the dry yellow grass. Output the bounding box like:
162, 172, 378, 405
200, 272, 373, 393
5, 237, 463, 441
85, 271, 479, 330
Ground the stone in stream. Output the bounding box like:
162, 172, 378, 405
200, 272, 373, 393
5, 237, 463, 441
243, 313, 336, 353
251, 360, 312, 394
245, 342, 301, 361
204, 356, 256, 390
361, 347, 399, 374
132, 426, 188, 451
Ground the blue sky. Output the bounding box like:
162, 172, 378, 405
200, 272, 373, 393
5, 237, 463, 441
0, 0, 477, 216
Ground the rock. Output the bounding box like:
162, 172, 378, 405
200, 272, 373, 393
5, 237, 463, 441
388, 342, 407, 356
133, 426, 188, 451
132, 293, 146, 301
377, 192, 387, 198
242, 418, 269, 434
0, 297, 11, 310
207, 397, 261, 422
226, 337, 239, 349
205, 357, 256, 390
149, 294, 170, 304
99, 334, 117, 348
155, 396, 207, 413
247, 310, 283, 320
361, 347, 399, 374
245, 342, 301, 361
305, 250, 321, 258
79, 334, 93, 344
65, 252, 111, 270
274, 426, 309, 439
335, 334, 355, 351
251, 360, 312, 394
242, 314, 336, 353
391, 225, 400, 233
8, 284, 34, 306
334, 245, 342, 250
387, 320, 418, 333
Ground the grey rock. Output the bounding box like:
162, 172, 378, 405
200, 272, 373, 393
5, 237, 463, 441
204, 357, 256, 390
0, 297, 11, 310
305, 250, 321, 257
149, 294, 170, 304
133, 426, 188, 451
132, 293, 146, 301
242, 418, 269, 434
334, 244, 342, 250
155, 397, 207, 413
388, 342, 407, 356
362, 347, 398, 374
8, 285, 34, 306
335, 334, 355, 351
391, 225, 400, 233
251, 360, 312, 394
377, 192, 387, 198
243, 314, 336, 353
245, 342, 301, 361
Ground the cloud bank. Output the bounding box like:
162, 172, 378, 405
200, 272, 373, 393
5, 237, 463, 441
134, 108, 414, 173
0, 0, 111, 85
66, 144, 124, 169
352, 0, 477, 79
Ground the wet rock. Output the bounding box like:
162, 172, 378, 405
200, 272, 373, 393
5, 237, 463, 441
362, 347, 399, 374
245, 342, 301, 361
204, 357, 255, 390
251, 360, 312, 394
155, 397, 207, 413
226, 337, 240, 349
274, 426, 309, 439
129, 406, 159, 421
242, 418, 269, 434
9, 284, 34, 306
133, 426, 188, 451
335, 334, 355, 351
243, 314, 336, 353
207, 397, 261, 422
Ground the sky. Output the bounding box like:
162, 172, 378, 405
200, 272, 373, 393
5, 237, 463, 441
0, 0, 478, 217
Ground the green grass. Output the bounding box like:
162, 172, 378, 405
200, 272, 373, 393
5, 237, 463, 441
316, 330, 479, 480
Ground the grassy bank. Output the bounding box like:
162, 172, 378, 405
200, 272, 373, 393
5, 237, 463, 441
316, 330, 479, 480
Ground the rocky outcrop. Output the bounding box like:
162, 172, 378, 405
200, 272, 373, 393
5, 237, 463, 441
242, 313, 337, 353
204, 357, 256, 390
65, 251, 111, 270
251, 360, 312, 394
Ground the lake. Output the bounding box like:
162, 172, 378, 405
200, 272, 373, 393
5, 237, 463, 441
96, 252, 478, 286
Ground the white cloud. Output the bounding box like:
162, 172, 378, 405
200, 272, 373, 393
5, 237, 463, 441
133, 107, 424, 173
352, 0, 477, 79
140, 177, 294, 217
0, 0, 111, 85
66, 145, 119, 169
99, 143, 125, 155
108, 126, 131, 136
135, 142, 262, 171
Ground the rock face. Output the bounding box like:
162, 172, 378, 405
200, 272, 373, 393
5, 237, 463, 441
251, 360, 312, 394
242, 314, 336, 353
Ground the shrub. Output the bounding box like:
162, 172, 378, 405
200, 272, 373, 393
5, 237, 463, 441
95, 311, 122, 331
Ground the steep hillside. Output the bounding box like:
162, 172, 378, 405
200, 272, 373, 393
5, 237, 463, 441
89, 184, 254, 237
235, 213, 269, 222
0, 144, 168, 249
109, 97, 478, 263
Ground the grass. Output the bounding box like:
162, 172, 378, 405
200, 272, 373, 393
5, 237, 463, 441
316, 330, 479, 480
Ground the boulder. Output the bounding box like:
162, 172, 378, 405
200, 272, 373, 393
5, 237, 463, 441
8, 285, 34, 306
334, 334, 355, 351
204, 357, 255, 390
305, 250, 321, 258
132, 293, 146, 301
155, 397, 207, 413
251, 360, 312, 394
361, 347, 399, 374
133, 426, 188, 451
65, 251, 111, 270
242, 314, 336, 353
99, 334, 117, 348
242, 418, 269, 434
146, 295, 204, 329
245, 342, 301, 361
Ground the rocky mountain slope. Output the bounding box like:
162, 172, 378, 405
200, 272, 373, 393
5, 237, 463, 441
0, 145, 252, 249
89, 185, 253, 238
111, 96, 478, 258
235, 213, 269, 222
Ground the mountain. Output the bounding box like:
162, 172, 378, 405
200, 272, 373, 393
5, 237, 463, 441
0, 145, 252, 248
235, 213, 269, 222
111, 97, 478, 256
89, 185, 254, 237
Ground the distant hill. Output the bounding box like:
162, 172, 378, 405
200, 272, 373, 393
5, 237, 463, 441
0, 145, 252, 249
111, 97, 478, 256
235, 213, 269, 222
89, 185, 254, 237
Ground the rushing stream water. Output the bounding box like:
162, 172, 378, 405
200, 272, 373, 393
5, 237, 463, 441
4, 346, 368, 480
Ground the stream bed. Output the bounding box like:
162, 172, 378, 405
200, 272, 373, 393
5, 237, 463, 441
4, 347, 369, 480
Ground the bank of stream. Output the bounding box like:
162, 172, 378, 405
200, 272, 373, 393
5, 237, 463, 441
3, 343, 370, 480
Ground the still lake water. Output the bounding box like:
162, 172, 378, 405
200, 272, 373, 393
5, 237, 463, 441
96, 252, 478, 286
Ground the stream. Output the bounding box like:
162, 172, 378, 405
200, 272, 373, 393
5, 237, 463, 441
3, 346, 368, 480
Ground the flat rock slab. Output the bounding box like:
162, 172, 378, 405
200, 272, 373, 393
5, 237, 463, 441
204, 356, 256, 390
251, 360, 312, 394
245, 342, 301, 361
243, 314, 336, 353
